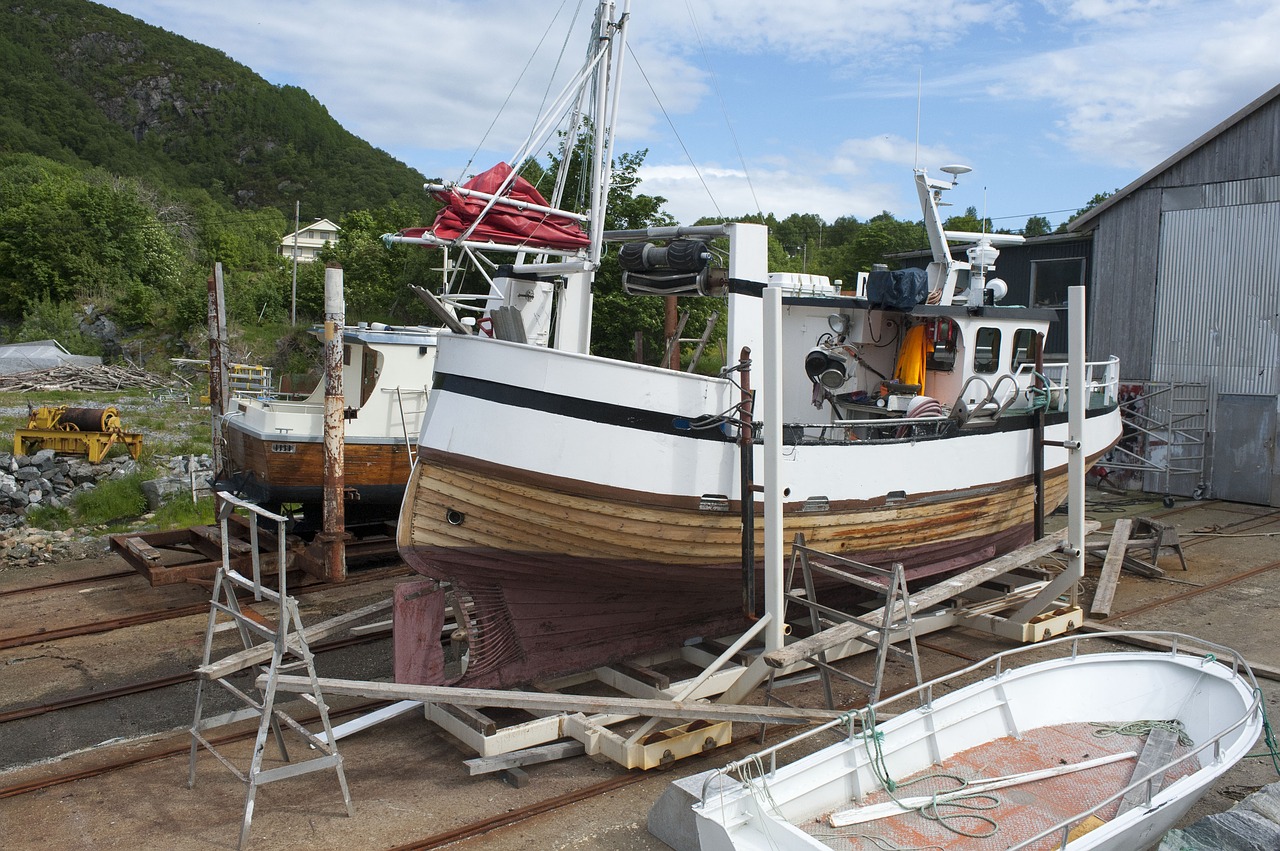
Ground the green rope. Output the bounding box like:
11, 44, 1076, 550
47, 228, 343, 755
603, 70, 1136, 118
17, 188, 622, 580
1253, 687, 1280, 776
1091, 719, 1193, 748
849, 707, 1002, 839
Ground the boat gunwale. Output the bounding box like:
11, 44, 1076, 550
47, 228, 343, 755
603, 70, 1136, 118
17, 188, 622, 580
697, 630, 1264, 849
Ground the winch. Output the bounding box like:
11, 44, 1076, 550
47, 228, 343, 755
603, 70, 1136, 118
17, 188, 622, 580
13, 405, 144, 463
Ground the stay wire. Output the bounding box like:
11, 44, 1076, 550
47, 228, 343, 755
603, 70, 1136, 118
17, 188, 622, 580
683, 0, 762, 219
625, 44, 722, 221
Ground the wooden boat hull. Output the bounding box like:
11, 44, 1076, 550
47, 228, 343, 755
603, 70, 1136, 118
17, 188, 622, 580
221, 428, 413, 511
397, 445, 1092, 688
692, 633, 1264, 851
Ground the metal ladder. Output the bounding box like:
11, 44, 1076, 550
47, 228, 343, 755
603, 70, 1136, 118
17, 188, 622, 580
188, 493, 353, 849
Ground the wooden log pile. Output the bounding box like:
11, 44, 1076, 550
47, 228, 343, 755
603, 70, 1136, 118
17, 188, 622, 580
0, 364, 184, 393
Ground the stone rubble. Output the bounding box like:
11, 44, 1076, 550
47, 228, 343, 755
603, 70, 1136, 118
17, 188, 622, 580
0, 449, 215, 566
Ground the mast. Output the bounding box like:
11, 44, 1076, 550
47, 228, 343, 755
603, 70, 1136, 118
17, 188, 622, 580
553, 0, 630, 355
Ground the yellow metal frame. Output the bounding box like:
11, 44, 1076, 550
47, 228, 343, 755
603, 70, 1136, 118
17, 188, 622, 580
14, 428, 143, 464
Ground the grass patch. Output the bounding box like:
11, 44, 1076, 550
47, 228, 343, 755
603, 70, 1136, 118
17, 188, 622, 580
25, 504, 73, 530
72, 473, 148, 525
152, 495, 215, 529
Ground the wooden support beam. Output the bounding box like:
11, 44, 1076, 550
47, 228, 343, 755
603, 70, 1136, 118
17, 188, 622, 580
198, 598, 392, 679
1090, 518, 1132, 619
764, 524, 1099, 669
261, 675, 841, 725
464, 741, 587, 776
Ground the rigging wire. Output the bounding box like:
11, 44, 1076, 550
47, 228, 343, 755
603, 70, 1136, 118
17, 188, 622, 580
683, 0, 763, 220
456, 0, 576, 184
626, 45, 722, 221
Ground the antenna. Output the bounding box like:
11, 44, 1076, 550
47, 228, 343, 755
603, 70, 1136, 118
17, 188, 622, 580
914, 68, 922, 169
939, 164, 972, 185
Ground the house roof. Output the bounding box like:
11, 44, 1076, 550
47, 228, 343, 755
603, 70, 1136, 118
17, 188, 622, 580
1069, 81, 1280, 232
282, 219, 341, 241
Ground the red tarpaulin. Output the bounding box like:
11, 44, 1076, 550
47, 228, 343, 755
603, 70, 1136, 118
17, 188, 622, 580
399, 162, 590, 251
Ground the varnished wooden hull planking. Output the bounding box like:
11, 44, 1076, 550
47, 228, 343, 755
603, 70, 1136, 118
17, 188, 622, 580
222, 429, 413, 508
396, 454, 1078, 688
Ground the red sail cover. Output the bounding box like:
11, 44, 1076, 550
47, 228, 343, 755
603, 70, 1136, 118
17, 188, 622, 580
399, 162, 590, 251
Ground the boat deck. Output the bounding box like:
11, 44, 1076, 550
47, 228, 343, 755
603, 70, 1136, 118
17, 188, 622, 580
799, 721, 1195, 850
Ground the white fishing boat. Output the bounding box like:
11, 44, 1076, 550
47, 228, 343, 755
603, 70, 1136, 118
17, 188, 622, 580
386, 0, 1122, 688
691, 632, 1265, 851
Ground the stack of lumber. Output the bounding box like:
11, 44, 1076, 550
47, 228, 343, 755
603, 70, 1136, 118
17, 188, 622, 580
0, 364, 182, 392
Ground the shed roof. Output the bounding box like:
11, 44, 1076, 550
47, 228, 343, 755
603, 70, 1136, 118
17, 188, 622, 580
1069, 82, 1280, 232
0, 339, 102, 374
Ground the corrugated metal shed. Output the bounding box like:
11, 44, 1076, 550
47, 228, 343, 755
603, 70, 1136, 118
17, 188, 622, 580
0, 340, 102, 375
1068, 82, 1280, 505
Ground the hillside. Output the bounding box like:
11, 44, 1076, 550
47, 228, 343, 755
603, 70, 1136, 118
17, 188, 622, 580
0, 0, 434, 218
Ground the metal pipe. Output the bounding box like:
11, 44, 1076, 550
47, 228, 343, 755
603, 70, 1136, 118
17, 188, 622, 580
737, 347, 755, 619
762, 286, 785, 652
1033, 332, 1046, 540
1067, 286, 1087, 598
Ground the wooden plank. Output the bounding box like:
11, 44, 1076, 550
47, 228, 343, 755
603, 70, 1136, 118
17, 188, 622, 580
1090, 518, 1133, 619
435, 702, 498, 737
198, 598, 392, 679
262, 675, 842, 725
464, 741, 586, 776
764, 523, 1100, 669
1116, 724, 1179, 816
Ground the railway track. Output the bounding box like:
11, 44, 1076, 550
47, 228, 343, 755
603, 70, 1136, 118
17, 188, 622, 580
0, 562, 409, 651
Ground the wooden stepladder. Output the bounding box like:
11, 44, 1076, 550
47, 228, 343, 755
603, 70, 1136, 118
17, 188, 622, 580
188, 493, 353, 850
778, 533, 923, 708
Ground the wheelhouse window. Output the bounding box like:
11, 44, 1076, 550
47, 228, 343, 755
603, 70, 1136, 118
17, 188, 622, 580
924, 317, 958, 372
973, 327, 1000, 374
1011, 329, 1038, 371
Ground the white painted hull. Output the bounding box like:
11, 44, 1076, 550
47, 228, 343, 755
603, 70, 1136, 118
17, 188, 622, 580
692, 633, 1263, 851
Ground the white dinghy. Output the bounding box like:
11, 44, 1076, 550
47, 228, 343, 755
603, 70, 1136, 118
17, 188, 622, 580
692, 632, 1264, 851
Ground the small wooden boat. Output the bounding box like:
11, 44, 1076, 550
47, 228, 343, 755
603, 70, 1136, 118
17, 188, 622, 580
217, 323, 436, 529
692, 632, 1264, 851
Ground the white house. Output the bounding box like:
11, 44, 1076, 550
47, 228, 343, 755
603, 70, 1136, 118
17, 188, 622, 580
279, 218, 340, 262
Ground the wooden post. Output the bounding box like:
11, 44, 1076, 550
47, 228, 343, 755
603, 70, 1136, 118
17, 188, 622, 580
206, 262, 229, 475
320, 263, 347, 581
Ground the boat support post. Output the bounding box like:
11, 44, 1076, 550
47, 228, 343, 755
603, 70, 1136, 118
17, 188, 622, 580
1033, 332, 1046, 540
738, 347, 756, 619
715, 287, 785, 705
319, 263, 348, 582
762, 286, 785, 654
1008, 285, 1087, 627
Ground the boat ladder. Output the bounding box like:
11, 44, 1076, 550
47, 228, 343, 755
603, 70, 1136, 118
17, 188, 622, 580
771, 534, 924, 709
187, 493, 353, 850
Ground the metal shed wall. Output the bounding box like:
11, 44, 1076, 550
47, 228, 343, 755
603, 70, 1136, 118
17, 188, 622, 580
1088, 187, 1163, 378
1154, 198, 1280, 396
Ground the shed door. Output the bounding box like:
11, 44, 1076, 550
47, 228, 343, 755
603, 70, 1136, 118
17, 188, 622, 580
1210, 394, 1277, 505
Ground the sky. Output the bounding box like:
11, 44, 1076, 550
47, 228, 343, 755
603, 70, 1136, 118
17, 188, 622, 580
97, 0, 1280, 232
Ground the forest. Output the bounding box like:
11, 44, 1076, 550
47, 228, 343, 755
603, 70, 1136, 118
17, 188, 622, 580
0, 0, 1107, 375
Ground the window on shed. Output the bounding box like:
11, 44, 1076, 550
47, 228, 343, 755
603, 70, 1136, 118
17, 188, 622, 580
1011, 329, 1038, 371
973, 327, 1000, 374
1030, 258, 1085, 307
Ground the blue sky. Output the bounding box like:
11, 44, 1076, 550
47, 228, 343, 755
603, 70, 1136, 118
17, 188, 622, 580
99, 1, 1280, 231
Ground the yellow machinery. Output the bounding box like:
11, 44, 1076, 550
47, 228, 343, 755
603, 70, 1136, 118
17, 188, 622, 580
14, 406, 143, 464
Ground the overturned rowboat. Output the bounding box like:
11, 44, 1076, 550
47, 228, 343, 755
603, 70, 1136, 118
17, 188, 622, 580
691, 632, 1264, 850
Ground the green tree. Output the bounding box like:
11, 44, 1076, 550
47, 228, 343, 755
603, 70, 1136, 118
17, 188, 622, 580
1023, 215, 1051, 237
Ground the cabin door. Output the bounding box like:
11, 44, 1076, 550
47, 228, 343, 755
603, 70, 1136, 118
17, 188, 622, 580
1210, 394, 1278, 506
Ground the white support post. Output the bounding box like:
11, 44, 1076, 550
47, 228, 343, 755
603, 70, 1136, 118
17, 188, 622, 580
763, 285, 784, 653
